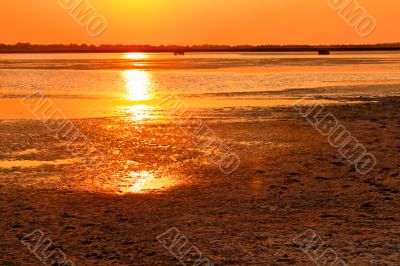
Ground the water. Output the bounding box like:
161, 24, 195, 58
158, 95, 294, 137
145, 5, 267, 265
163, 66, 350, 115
1, 52, 399, 192
1, 51, 400, 101
1, 52, 400, 120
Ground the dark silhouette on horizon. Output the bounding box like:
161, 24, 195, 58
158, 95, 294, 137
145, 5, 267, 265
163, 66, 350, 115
318, 49, 331, 55
1, 42, 400, 53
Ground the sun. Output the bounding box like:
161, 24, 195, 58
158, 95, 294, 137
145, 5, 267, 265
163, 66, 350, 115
124, 52, 147, 60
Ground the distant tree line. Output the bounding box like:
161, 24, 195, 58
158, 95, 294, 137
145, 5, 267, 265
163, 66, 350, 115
0, 42, 400, 53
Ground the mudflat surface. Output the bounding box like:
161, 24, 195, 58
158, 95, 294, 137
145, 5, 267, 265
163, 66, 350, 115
0, 99, 399, 265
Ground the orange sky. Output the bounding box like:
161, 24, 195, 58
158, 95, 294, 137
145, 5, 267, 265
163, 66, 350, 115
1, 0, 398, 45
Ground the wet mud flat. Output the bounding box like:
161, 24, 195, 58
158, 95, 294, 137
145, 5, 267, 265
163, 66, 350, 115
0, 98, 400, 265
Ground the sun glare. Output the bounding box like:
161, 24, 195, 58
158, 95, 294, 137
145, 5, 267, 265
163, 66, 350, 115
119, 171, 178, 193
124, 70, 152, 101
124, 52, 147, 60
124, 104, 154, 122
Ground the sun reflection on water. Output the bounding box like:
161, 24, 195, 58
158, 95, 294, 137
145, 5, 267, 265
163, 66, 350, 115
124, 70, 152, 101
124, 104, 154, 122
124, 52, 147, 60
119, 170, 178, 193
129, 171, 154, 192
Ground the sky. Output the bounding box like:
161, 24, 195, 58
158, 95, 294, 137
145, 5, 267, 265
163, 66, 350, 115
0, 0, 398, 45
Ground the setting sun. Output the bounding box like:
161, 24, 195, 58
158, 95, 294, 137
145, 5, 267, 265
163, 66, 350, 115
1, 0, 399, 44
124, 52, 147, 60
1, 1, 399, 265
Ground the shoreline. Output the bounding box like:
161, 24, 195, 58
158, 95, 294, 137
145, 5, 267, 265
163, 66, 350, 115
1, 46, 400, 54
0, 96, 365, 120
1, 98, 399, 264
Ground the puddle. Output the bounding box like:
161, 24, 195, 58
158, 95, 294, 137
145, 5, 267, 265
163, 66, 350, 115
0, 158, 81, 169
118, 171, 178, 193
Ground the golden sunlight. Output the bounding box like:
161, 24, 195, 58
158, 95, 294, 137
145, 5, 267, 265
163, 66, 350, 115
123, 70, 152, 101
124, 52, 147, 60
124, 104, 154, 122
121, 171, 177, 193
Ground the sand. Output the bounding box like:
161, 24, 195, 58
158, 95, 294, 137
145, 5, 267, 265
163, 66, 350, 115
0, 98, 399, 265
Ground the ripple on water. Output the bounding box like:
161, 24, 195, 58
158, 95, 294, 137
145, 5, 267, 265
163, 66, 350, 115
0, 158, 81, 169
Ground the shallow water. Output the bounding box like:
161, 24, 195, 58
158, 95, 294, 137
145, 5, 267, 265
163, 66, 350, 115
1, 52, 399, 119
0, 52, 399, 193
1, 52, 400, 100
0, 158, 80, 169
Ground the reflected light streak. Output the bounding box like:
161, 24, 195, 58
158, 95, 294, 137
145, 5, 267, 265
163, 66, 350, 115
130, 171, 154, 192
124, 70, 152, 101
120, 171, 177, 193
124, 52, 147, 60
125, 104, 154, 122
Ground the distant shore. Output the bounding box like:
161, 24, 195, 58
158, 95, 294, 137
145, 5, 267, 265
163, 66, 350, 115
1, 43, 400, 53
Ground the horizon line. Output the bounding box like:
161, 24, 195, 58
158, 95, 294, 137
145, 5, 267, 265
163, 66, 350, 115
2, 42, 400, 47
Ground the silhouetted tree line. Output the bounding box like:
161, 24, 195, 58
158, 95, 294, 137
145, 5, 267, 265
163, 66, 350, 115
0, 42, 399, 53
